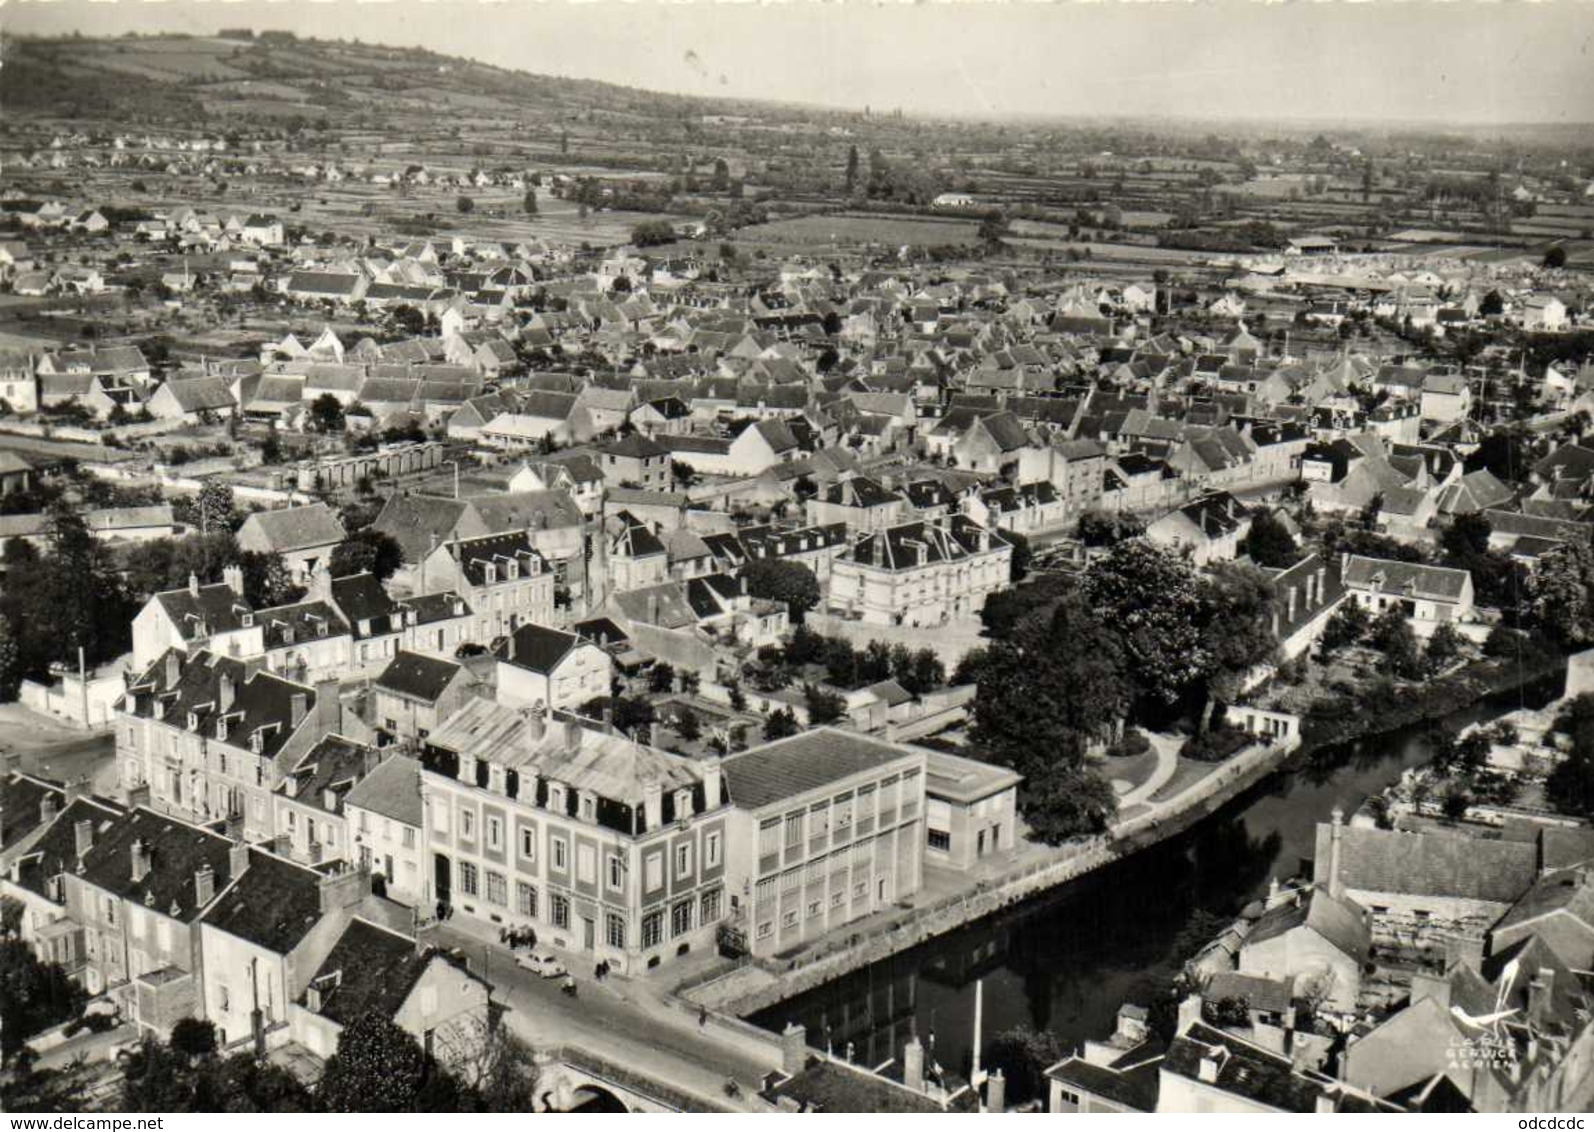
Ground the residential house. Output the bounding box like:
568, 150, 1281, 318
1340, 554, 1475, 636
236, 504, 347, 584
494, 624, 614, 715
830, 518, 1011, 628
373, 651, 478, 744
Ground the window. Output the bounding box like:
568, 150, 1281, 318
784, 811, 803, 849
606, 913, 626, 949
486, 816, 503, 851
671, 900, 693, 938
581, 795, 595, 822
757, 817, 780, 859
459, 862, 479, 897
675, 843, 693, 880
756, 921, 773, 941
643, 911, 663, 949
928, 829, 951, 852
701, 888, 722, 923
551, 894, 570, 929
486, 872, 507, 906
782, 909, 798, 928
644, 853, 663, 890
460, 809, 475, 840
552, 837, 568, 871
516, 882, 538, 917
807, 900, 821, 917
548, 784, 566, 813
403, 827, 416, 850
607, 855, 624, 891
520, 826, 537, 860
706, 831, 721, 869
831, 889, 845, 908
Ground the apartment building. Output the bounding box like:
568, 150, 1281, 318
829, 517, 1011, 628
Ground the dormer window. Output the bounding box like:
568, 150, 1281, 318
188, 711, 201, 731
249, 731, 264, 754
506, 560, 519, 580
483, 563, 497, 584
548, 783, 566, 813
581, 794, 596, 822
241, 612, 254, 628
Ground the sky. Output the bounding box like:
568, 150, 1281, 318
7, 0, 1594, 125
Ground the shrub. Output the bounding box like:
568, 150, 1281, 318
1107, 728, 1151, 759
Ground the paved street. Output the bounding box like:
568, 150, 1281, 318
423, 921, 777, 1110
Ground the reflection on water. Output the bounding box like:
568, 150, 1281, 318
751, 673, 1562, 1076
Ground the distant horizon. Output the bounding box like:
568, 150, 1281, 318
7, 0, 1594, 129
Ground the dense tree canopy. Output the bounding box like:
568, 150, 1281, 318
1084, 540, 1208, 708
741, 558, 821, 622
330, 528, 404, 582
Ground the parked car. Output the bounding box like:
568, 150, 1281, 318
517, 952, 567, 979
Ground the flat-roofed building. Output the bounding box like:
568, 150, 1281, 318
922, 749, 1021, 872
719, 728, 927, 958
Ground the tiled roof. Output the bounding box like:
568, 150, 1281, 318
1341, 555, 1470, 602
376, 651, 465, 703
240, 503, 346, 554
75, 807, 239, 923
202, 847, 325, 954
1314, 822, 1537, 904
343, 754, 423, 827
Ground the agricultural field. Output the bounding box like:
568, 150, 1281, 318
736, 212, 980, 250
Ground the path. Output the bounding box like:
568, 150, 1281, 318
1113, 731, 1181, 808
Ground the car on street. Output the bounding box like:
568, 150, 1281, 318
517, 952, 568, 978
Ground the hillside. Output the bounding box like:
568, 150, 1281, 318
0, 31, 800, 134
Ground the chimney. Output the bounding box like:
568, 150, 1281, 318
902, 1036, 925, 1092
131, 838, 151, 883
1176, 993, 1203, 1035
600, 701, 614, 732
74, 818, 94, 859
188, 571, 200, 598
1327, 807, 1345, 898
1315, 565, 1327, 606
779, 1022, 808, 1077
1197, 1047, 1223, 1084
1285, 585, 1298, 623
290, 693, 308, 728
1315, 1093, 1337, 1115
194, 863, 216, 907
222, 564, 244, 596
643, 780, 663, 831
165, 650, 182, 689
701, 764, 723, 810
40, 794, 59, 826
219, 671, 236, 714
985, 1069, 1006, 1114
1528, 968, 1555, 1024
229, 840, 249, 880
317, 865, 366, 914
1267, 876, 1281, 906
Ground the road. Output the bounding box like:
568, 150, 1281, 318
422, 921, 776, 1111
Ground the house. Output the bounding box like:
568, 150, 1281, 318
719, 728, 927, 958
373, 651, 478, 743
131, 568, 261, 671
272, 734, 381, 867
0, 352, 39, 414
291, 918, 490, 1066
1236, 885, 1370, 1014
830, 518, 1011, 627
1046, 1005, 1164, 1113
146, 376, 237, 422
236, 504, 347, 583
922, 749, 1021, 872
117, 648, 364, 843
605, 512, 670, 595
1420, 374, 1472, 424
420, 699, 731, 973
1488, 865, 1594, 971
417, 531, 556, 642
595, 433, 670, 491
1145, 492, 1252, 565
60, 807, 245, 1030
806, 476, 909, 536
1160, 1020, 1396, 1113
951, 412, 1030, 476
343, 754, 425, 907
660, 419, 801, 477
240, 214, 284, 247
494, 623, 613, 715
1340, 554, 1475, 636
1520, 295, 1569, 332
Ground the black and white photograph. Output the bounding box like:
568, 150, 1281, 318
1, 0, 1593, 1116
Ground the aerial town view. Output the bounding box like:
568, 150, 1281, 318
1, 0, 1593, 1117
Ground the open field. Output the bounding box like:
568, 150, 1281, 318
736, 212, 980, 250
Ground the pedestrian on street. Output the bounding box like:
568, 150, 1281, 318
698, 1006, 708, 1028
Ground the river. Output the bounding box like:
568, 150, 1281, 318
750, 672, 1563, 1092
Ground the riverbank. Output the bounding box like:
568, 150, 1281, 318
684, 651, 1570, 1020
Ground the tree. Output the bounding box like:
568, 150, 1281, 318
1480, 289, 1505, 317
1370, 606, 1424, 679
630, 219, 676, 248
309, 393, 346, 433
674, 705, 702, 742
648, 661, 677, 694
977, 209, 1010, 248
1022, 760, 1118, 845
1544, 245, 1568, 270
1006, 530, 1033, 582
1076, 509, 1144, 548
987, 1025, 1064, 1104
741, 558, 821, 623
0, 617, 18, 703
1549, 696, 1594, 817
329, 528, 403, 582
1318, 599, 1370, 655
1425, 622, 1465, 673
844, 144, 860, 193
763, 707, 800, 741
803, 684, 847, 726
175, 480, 240, 534
1441, 512, 1493, 560
1528, 541, 1594, 646
1197, 563, 1278, 731
1084, 540, 1207, 708
1240, 511, 1298, 568
0, 939, 86, 1061
169, 1017, 218, 1060
455, 195, 474, 215
318, 1012, 455, 1112
522, 188, 538, 215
